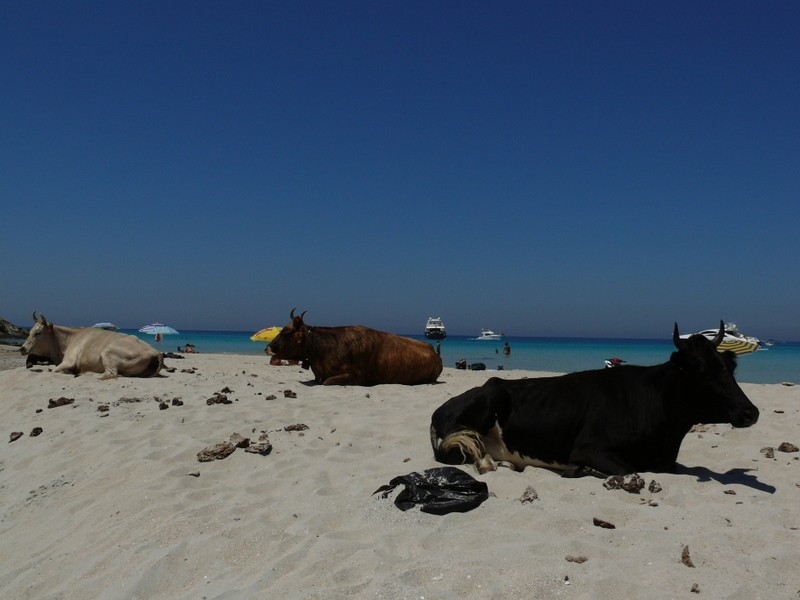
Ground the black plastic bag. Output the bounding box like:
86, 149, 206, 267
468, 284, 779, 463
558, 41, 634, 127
373, 467, 489, 515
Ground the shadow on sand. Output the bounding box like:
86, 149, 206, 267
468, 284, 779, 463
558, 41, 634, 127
676, 464, 776, 494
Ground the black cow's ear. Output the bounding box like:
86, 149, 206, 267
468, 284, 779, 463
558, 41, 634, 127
670, 349, 702, 373
720, 350, 738, 374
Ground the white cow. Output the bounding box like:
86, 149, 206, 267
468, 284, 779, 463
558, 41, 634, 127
20, 312, 164, 379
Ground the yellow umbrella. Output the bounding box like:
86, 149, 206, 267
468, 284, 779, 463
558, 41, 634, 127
250, 326, 283, 342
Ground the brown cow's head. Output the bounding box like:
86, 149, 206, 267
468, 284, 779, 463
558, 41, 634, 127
20, 312, 56, 358
266, 308, 308, 362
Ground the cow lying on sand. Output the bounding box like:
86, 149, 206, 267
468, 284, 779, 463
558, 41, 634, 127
20, 312, 164, 379
430, 322, 759, 477
267, 309, 442, 386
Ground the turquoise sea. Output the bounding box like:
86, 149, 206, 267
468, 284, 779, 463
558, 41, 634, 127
126, 330, 800, 385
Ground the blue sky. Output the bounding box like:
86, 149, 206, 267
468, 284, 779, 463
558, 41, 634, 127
2, 2, 799, 340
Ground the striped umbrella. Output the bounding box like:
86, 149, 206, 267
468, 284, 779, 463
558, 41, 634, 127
139, 323, 180, 341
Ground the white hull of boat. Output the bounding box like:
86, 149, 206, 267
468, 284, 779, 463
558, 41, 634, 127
681, 324, 761, 356
474, 329, 503, 341
424, 317, 447, 340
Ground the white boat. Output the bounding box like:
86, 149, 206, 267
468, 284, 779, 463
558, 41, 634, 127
680, 322, 761, 355
475, 329, 503, 341
424, 317, 447, 340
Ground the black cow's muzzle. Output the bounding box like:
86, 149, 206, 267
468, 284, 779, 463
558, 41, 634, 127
732, 405, 759, 428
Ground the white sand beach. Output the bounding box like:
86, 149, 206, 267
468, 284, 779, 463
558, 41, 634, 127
0, 345, 798, 599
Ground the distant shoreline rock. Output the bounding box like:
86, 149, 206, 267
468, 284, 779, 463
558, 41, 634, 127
0, 317, 30, 342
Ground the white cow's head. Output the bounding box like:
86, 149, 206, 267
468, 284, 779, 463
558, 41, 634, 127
20, 312, 56, 357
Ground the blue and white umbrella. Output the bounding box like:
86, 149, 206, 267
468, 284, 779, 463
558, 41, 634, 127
92, 322, 119, 331
139, 323, 180, 336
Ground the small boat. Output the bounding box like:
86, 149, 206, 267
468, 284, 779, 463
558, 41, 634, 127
424, 317, 447, 340
680, 323, 761, 356
475, 329, 503, 341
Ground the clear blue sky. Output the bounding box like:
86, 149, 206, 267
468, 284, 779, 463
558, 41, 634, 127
2, 2, 799, 340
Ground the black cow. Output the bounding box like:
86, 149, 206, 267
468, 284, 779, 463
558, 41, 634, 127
267, 309, 443, 386
430, 322, 759, 477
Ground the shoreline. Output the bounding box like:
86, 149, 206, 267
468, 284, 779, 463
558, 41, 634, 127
4, 343, 796, 385
1, 352, 798, 598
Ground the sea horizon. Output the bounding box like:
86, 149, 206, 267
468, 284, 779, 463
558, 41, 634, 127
116, 329, 799, 386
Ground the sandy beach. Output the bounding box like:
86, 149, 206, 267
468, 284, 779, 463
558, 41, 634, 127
0, 345, 798, 599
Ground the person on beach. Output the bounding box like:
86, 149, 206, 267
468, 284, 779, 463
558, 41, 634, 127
503, 342, 511, 356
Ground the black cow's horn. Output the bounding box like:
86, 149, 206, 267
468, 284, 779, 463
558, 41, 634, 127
711, 320, 725, 347
290, 307, 297, 319
673, 323, 687, 351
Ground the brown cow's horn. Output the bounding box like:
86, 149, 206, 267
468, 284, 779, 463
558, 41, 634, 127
290, 307, 296, 319
711, 320, 725, 347
300, 310, 307, 321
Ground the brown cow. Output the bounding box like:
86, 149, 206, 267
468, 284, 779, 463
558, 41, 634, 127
267, 309, 442, 386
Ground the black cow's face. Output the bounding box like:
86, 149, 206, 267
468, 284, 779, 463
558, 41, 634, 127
266, 309, 307, 361
671, 323, 759, 428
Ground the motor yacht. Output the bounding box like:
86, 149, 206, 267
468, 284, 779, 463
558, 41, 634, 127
475, 329, 503, 341
424, 317, 447, 340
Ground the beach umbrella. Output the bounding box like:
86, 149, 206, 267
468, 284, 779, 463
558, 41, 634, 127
139, 323, 180, 335
139, 323, 180, 342
92, 322, 119, 331
250, 326, 282, 342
